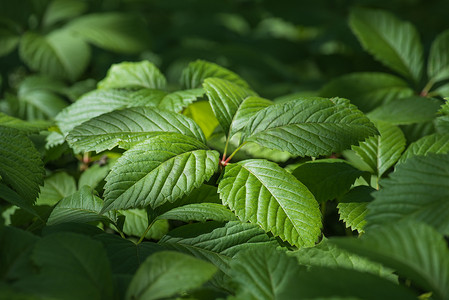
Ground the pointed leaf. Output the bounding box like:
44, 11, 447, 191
181, 59, 249, 89
120, 209, 169, 240
0, 28, 20, 57
0, 184, 39, 217
78, 163, 110, 190
36, 172, 76, 206
42, 0, 87, 28
319, 72, 413, 112
159, 88, 205, 112
219, 159, 321, 247
47, 186, 113, 225
331, 221, 449, 300
242, 97, 378, 157
428, 29, 449, 83
103, 134, 219, 211
97, 61, 166, 90
157, 203, 238, 222
349, 8, 423, 83
203, 77, 256, 136
0, 112, 51, 133
67, 106, 206, 153
229, 96, 273, 138
292, 159, 365, 203
0, 127, 44, 204
352, 122, 405, 177
183, 101, 219, 139
126, 251, 217, 300
337, 186, 375, 233
399, 133, 449, 163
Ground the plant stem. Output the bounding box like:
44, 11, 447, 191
137, 218, 156, 244
224, 142, 247, 164
421, 79, 435, 97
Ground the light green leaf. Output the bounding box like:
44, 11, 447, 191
181, 59, 250, 89
0, 27, 20, 57
78, 163, 110, 190
19, 30, 90, 81
337, 186, 374, 233
331, 221, 449, 300
42, 0, 87, 28
120, 209, 169, 240
230, 246, 302, 300
159, 221, 278, 273
219, 159, 321, 247
14, 233, 114, 300
65, 13, 149, 53
126, 251, 217, 300
292, 159, 365, 203
428, 29, 449, 83
352, 122, 405, 177
103, 134, 219, 211
66, 106, 206, 153
242, 97, 378, 157
157, 203, 238, 222
229, 96, 273, 138
367, 96, 441, 125
399, 133, 449, 163
203, 78, 256, 136
349, 8, 423, 83
36, 172, 76, 206
0, 112, 51, 133
46, 186, 113, 225
366, 153, 449, 234
158, 88, 205, 112
0, 127, 44, 204
98, 61, 166, 90
319, 72, 413, 112
183, 101, 219, 139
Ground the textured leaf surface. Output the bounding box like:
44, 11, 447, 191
231, 246, 301, 300
349, 8, 423, 83
331, 221, 449, 300
229, 96, 273, 138
399, 133, 449, 163
65, 13, 149, 53
337, 186, 375, 232
219, 159, 321, 247
159, 88, 205, 112
181, 59, 249, 89
103, 134, 219, 211
320, 72, 413, 112
292, 159, 365, 203
47, 186, 112, 225
97, 61, 166, 90
0, 127, 44, 204
19, 30, 90, 81
0, 184, 38, 217
157, 203, 238, 222
126, 251, 217, 300
36, 172, 76, 206
352, 122, 405, 177
242, 97, 378, 157
0, 112, 51, 133
367, 97, 441, 125
67, 106, 206, 153
203, 77, 256, 136
428, 29, 449, 83
366, 153, 449, 234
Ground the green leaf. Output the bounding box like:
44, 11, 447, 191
159, 221, 278, 273
103, 134, 219, 211
65, 13, 149, 53
337, 186, 375, 233
19, 30, 90, 81
289, 239, 395, 281
351, 122, 405, 177
331, 221, 449, 300
367, 96, 441, 125
181, 59, 250, 89
319, 72, 413, 112
230, 246, 302, 300
42, 0, 87, 28
349, 8, 423, 83
14, 233, 114, 300
428, 29, 449, 83
158, 88, 205, 112
46, 186, 113, 226
203, 77, 256, 136
242, 97, 378, 157
183, 101, 219, 139
0, 127, 44, 204
0, 184, 39, 217
0, 112, 51, 134
292, 159, 365, 203
366, 153, 449, 234
399, 133, 449, 163
126, 251, 217, 300
36, 172, 76, 206
157, 203, 238, 222
229, 96, 273, 138
97, 61, 166, 90
66, 106, 206, 153
0, 27, 20, 57
219, 159, 321, 247
120, 209, 169, 240
78, 163, 110, 190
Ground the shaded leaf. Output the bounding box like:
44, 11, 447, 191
0, 112, 51, 134
36, 172, 76, 206
157, 203, 238, 222
428, 29, 449, 83
42, 0, 87, 28
0, 27, 20, 57
337, 186, 375, 233
219, 159, 321, 247
78, 163, 110, 190
399, 133, 449, 163
0, 184, 39, 217
120, 209, 169, 240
